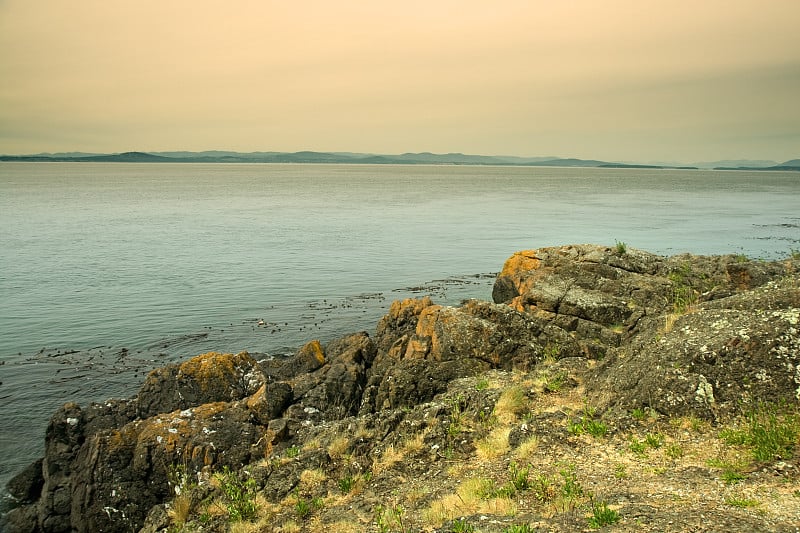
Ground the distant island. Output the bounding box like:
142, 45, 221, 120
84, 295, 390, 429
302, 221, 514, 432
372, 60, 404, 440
1, 150, 799, 170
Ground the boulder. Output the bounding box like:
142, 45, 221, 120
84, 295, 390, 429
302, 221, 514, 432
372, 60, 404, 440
587, 277, 800, 419
136, 351, 265, 419
289, 332, 377, 419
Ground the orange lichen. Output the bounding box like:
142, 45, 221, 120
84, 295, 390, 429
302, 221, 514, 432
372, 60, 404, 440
176, 351, 254, 392
306, 340, 325, 366
498, 250, 541, 279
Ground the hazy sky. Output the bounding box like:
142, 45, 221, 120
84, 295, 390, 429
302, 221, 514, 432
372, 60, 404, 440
1, 1, 798, 162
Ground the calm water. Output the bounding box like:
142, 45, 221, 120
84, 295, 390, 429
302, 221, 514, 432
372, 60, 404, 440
1, 162, 799, 494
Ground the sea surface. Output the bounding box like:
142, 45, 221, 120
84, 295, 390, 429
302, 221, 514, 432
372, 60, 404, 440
1, 162, 799, 499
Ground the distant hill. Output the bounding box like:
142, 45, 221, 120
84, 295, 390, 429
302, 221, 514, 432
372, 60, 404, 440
0, 150, 796, 170
713, 158, 800, 171
693, 159, 778, 169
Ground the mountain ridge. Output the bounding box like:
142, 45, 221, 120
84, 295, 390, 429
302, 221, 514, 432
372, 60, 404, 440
1, 150, 798, 170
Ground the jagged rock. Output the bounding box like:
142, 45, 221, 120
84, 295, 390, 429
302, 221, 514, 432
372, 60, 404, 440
68, 401, 268, 532
6, 245, 798, 533
277, 340, 327, 379
246, 381, 294, 425
290, 332, 377, 419
588, 277, 800, 419
6, 459, 43, 504
136, 351, 265, 419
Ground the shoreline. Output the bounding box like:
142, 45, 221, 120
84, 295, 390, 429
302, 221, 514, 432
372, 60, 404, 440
4, 244, 799, 532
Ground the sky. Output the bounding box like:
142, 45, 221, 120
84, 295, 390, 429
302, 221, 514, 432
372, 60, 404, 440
1, 1, 798, 163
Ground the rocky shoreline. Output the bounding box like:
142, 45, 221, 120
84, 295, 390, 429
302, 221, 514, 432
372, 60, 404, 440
3, 244, 799, 532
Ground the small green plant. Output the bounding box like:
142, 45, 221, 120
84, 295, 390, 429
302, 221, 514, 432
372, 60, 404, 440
532, 473, 556, 502
543, 371, 566, 393
295, 497, 312, 519
725, 497, 759, 508
588, 498, 620, 528
338, 475, 356, 494
790, 248, 800, 260
721, 404, 799, 462
216, 467, 259, 522
721, 469, 747, 485
285, 445, 300, 458
568, 405, 607, 438
451, 518, 475, 532
508, 462, 531, 492
503, 525, 534, 533
613, 464, 627, 479
375, 504, 407, 533
542, 342, 561, 361
614, 240, 627, 255
631, 407, 646, 420
629, 437, 648, 456
559, 463, 584, 498
665, 443, 684, 459
645, 432, 664, 449
734, 254, 749, 263
475, 378, 490, 391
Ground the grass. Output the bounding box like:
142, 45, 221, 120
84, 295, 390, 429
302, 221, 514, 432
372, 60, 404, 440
588, 499, 620, 528
720, 404, 799, 462
450, 518, 476, 532
503, 525, 535, 533
495, 386, 529, 423
614, 240, 627, 255
568, 405, 608, 438
215, 467, 259, 522
725, 497, 759, 508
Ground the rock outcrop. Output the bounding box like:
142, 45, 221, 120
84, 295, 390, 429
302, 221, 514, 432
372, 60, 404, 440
3, 244, 799, 533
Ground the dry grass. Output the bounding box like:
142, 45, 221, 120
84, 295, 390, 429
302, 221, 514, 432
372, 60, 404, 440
167, 493, 192, 527
494, 385, 529, 423
514, 435, 539, 461
325, 520, 364, 533
372, 444, 404, 475
327, 435, 350, 459
423, 475, 519, 528
663, 312, 680, 333
275, 520, 301, 533
476, 426, 511, 460
298, 468, 327, 491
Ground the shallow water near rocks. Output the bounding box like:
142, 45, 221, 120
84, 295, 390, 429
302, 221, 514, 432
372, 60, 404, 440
1, 162, 798, 496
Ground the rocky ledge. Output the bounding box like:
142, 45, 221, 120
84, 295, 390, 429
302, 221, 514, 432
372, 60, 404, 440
4, 244, 799, 532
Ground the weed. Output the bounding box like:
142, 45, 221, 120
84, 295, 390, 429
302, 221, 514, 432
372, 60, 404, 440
215, 467, 259, 522
285, 445, 300, 459
542, 342, 561, 362
645, 432, 664, 449
495, 386, 529, 422
614, 240, 627, 255
734, 254, 749, 263
503, 525, 534, 533
543, 371, 567, 393
559, 463, 584, 498
375, 504, 407, 533
532, 473, 557, 502
629, 437, 648, 456
631, 407, 646, 420
508, 462, 531, 492
725, 497, 759, 508
613, 464, 627, 479
568, 405, 607, 438
295, 498, 312, 520
665, 443, 684, 459
721, 404, 799, 462
721, 469, 747, 485
790, 248, 800, 260
338, 475, 356, 495
476, 378, 490, 391
450, 518, 475, 532
588, 497, 620, 529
